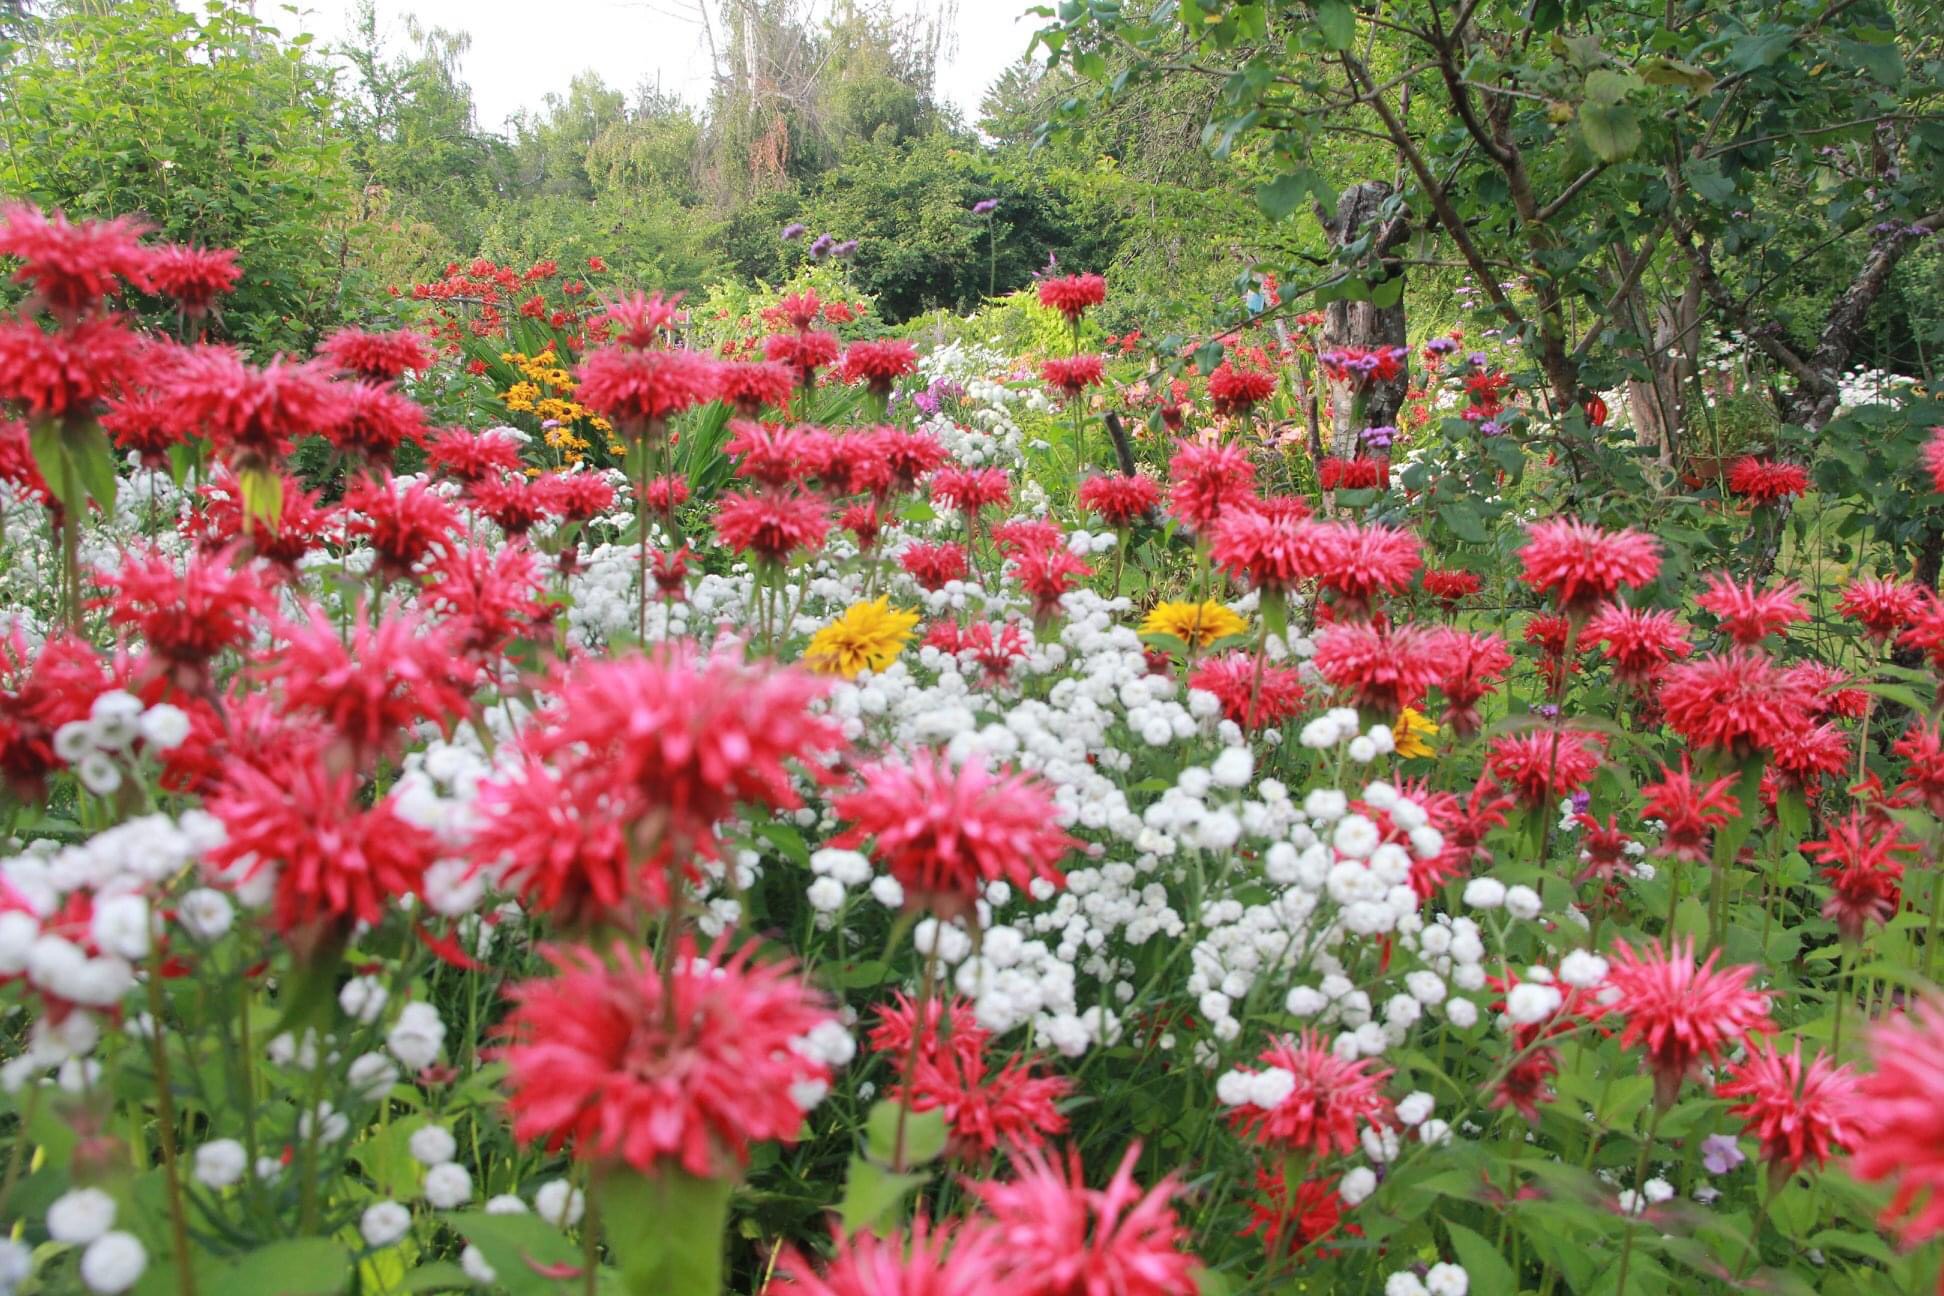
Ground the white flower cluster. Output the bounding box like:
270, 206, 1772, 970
50, 689, 191, 796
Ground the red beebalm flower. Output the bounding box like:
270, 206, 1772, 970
1924, 426, 1944, 495
1516, 518, 1661, 612
1427, 628, 1511, 737
1726, 456, 1810, 506
469, 751, 665, 925
1037, 272, 1107, 322
0, 629, 109, 800
1894, 720, 1944, 815
716, 359, 796, 413
1316, 520, 1422, 615
1207, 512, 1334, 596
1804, 809, 1913, 942
590, 290, 684, 347
1897, 594, 1944, 673
1316, 456, 1387, 491
205, 749, 436, 944
1848, 994, 1944, 1260
1422, 568, 1482, 606
424, 427, 523, 484
1245, 493, 1313, 524
322, 380, 429, 463
764, 330, 841, 385
1696, 573, 1808, 645
317, 328, 433, 381
903, 1049, 1072, 1162
1041, 355, 1106, 398
1837, 575, 1926, 642
161, 347, 344, 466
869, 992, 991, 1077
188, 468, 335, 573
1718, 1039, 1860, 1178
100, 391, 188, 467
1077, 472, 1160, 527
1639, 757, 1739, 863
143, 244, 240, 316
468, 473, 555, 536
1583, 603, 1692, 686
576, 344, 718, 434
0, 419, 49, 505
1226, 1031, 1392, 1157
727, 421, 823, 486
1188, 652, 1307, 731
1166, 440, 1256, 535
540, 471, 617, 524
423, 542, 552, 657
0, 203, 151, 319
1312, 621, 1446, 717
766, 1218, 999, 1296
870, 426, 950, 493
716, 489, 830, 565
266, 605, 476, 764
95, 545, 273, 684
342, 475, 458, 579
1242, 1167, 1358, 1261
1603, 936, 1774, 1108
839, 339, 919, 395
1658, 648, 1809, 756
1486, 728, 1605, 807
1207, 358, 1276, 415
0, 315, 144, 418
901, 541, 969, 591
1766, 717, 1851, 795
929, 621, 1032, 687
841, 501, 882, 550
497, 938, 833, 1178
640, 473, 690, 514
832, 750, 1073, 918
971, 1143, 1199, 1296
931, 466, 1012, 514
991, 518, 1064, 559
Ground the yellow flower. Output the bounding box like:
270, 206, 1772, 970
1393, 708, 1438, 759
804, 598, 920, 679
1140, 600, 1249, 650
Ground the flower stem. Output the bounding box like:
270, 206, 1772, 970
145, 949, 198, 1296
1611, 1103, 1666, 1296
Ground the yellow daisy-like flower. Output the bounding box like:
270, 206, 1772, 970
804, 598, 920, 679
1139, 600, 1249, 650
1393, 707, 1438, 759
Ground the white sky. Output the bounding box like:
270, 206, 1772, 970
267, 0, 1046, 132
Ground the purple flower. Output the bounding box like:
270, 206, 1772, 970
972, 199, 998, 215
1701, 1134, 1745, 1175
541, 418, 563, 430
1425, 337, 1458, 355
1535, 703, 1561, 720
808, 234, 836, 260
1361, 424, 1397, 449
832, 239, 858, 260
1479, 419, 1504, 438
781, 222, 808, 241
1467, 351, 1489, 368
1569, 788, 1591, 814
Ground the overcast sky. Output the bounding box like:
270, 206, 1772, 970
267, 0, 1045, 132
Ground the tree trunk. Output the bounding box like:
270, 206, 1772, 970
1317, 181, 1410, 456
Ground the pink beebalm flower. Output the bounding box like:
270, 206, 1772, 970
1837, 575, 1927, 642
832, 750, 1074, 918
1583, 603, 1692, 686
1166, 440, 1256, 535
576, 344, 719, 433
1516, 518, 1661, 612
1695, 573, 1808, 645
497, 938, 833, 1178
1188, 651, 1307, 731
930, 467, 1012, 514
970, 1143, 1200, 1296
1311, 621, 1447, 717
765, 1218, 999, 1296
1717, 1038, 1859, 1177
1657, 649, 1810, 757
264, 604, 477, 764
1848, 995, 1944, 1262
1923, 426, 1944, 495
1638, 757, 1739, 863
317, 327, 433, 381
1427, 628, 1511, 737
1603, 937, 1773, 1108
1486, 728, 1605, 807
1226, 1031, 1392, 1157
1076, 473, 1161, 528
716, 489, 830, 565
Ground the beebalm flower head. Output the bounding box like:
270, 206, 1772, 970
1716, 1038, 1859, 1175
1848, 995, 1944, 1251
805, 598, 919, 679
1603, 936, 1773, 1108
497, 937, 833, 1178
1225, 1031, 1392, 1157
767, 1217, 999, 1296
1516, 518, 1661, 612
832, 749, 1074, 919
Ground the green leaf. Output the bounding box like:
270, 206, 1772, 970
238, 463, 285, 531
208, 1238, 351, 1296
1314, 0, 1353, 49
397, 1265, 473, 1293
1582, 69, 1637, 104
597, 1167, 731, 1296
1445, 1221, 1518, 1293
863, 1099, 949, 1167
1439, 499, 1489, 543
1256, 169, 1314, 221
1637, 56, 1715, 92
450, 1211, 583, 1296
839, 1154, 930, 1235
1579, 101, 1641, 161
1727, 29, 1792, 73
66, 420, 119, 516
1192, 1266, 1236, 1296
27, 421, 77, 509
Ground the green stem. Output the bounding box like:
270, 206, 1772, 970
1611, 1103, 1668, 1296
145, 949, 198, 1296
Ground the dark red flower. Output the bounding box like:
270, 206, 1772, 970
1726, 456, 1809, 505
95, 545, 273, 679
317, 328, 433, 381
